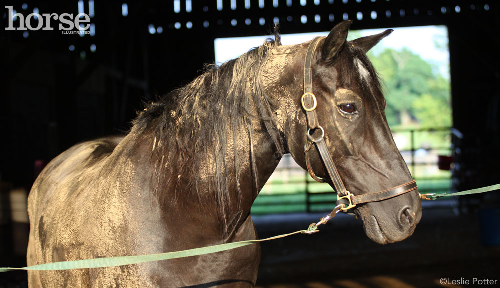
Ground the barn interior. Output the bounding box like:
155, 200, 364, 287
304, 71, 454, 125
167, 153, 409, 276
1, 1, 499, 287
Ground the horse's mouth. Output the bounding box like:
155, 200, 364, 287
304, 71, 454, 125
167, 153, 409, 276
358, 210, 417, 245
367, 215, 389, 244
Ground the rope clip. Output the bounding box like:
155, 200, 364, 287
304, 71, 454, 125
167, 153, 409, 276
420, 193, 438, 200
303, 223, 320, 234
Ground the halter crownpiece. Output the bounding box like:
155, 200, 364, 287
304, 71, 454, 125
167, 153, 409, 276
301, 37, 418, 212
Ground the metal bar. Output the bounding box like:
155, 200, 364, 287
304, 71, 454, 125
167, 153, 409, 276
305, 171, 311, 213
411, 129, 415, 175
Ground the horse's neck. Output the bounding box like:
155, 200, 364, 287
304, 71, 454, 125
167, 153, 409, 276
233, 120, 282, 206
209, 119, 283, 240
128, 105, 283, 241
126, 48, 290, 240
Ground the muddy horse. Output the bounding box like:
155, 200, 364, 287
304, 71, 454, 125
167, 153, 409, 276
27, 21, 422, 287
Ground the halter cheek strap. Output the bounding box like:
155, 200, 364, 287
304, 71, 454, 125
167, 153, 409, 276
302, 37, 321, 130
301, 37, 418, 212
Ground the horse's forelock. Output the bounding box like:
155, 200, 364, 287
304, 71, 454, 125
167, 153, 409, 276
334, 44, 383, 96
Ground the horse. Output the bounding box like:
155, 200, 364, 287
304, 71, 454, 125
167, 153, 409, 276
27, 20, 422, 287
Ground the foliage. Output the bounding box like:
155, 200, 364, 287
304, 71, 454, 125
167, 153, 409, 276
367, 48, 451, 128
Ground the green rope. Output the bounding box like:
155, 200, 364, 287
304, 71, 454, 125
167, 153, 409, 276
0, 230, 311, 273
0, 241, 252, 272
420, 183, 500, 200
3, 182, 497, 273
0, 208, 340, 273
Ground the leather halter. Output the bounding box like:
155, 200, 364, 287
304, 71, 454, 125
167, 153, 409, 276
301, 37, 418, 212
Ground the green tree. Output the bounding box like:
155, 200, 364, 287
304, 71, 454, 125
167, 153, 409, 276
412, 93, 452, 127
412, 74, 451, 127
367, 47, 450, 128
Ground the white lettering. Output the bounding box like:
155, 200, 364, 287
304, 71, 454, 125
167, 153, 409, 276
5, 6, 26, 30
58, 13, 74, 30
5, 6, 92, 32
473, 278, 499, 285
25, 13, 43, 30
75, 13, 90, 30
42, 13, 58, 30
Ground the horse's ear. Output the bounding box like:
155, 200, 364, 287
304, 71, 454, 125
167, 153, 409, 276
351, 29, 393, 53
322, 20, 352, 62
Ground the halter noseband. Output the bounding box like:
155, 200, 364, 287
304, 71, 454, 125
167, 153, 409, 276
302, 37, 418, 212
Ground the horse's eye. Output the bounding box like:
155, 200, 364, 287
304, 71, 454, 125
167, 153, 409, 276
338, 103, 357, 114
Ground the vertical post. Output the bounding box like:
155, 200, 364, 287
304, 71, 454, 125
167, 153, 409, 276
0, 182, 13, 266
411, 129, 415, 175
305, 170, 311, 213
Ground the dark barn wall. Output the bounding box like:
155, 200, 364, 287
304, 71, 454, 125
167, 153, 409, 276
448, 6, 500, 192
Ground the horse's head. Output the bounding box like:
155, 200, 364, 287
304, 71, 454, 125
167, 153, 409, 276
262, 20, 422, 244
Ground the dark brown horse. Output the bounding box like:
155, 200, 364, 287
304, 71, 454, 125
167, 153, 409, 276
27, 21, 422, 287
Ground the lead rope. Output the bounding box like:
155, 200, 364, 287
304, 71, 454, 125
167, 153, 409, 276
3, 185, 498, 273
420, 183, 500, 201
0, 205, 343, 273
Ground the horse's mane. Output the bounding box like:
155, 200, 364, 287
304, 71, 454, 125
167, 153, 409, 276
130, 37, 283, 228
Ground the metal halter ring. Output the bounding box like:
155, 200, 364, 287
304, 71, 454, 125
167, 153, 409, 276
337, 191, 356, 212
307, 126, 324, 142
301, 92, 317, 112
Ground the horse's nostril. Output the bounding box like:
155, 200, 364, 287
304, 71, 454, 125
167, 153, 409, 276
399, 207, 415, 228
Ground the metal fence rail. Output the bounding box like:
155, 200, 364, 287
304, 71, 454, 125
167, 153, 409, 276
252, 127, 452, 215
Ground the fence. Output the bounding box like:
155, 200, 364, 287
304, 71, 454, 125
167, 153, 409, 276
252, 127, 453, 214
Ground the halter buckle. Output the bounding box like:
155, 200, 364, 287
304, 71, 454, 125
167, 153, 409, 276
337, 191, 356, 212
301, 92, 317, 112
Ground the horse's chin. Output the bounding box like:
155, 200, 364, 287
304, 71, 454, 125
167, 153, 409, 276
360, 213, 391, 244
356, 208, 417, 245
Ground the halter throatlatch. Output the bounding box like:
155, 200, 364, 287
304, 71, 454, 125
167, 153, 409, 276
302, 37, 418, 212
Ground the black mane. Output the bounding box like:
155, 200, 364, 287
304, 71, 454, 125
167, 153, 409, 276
130, 39, 282, 225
